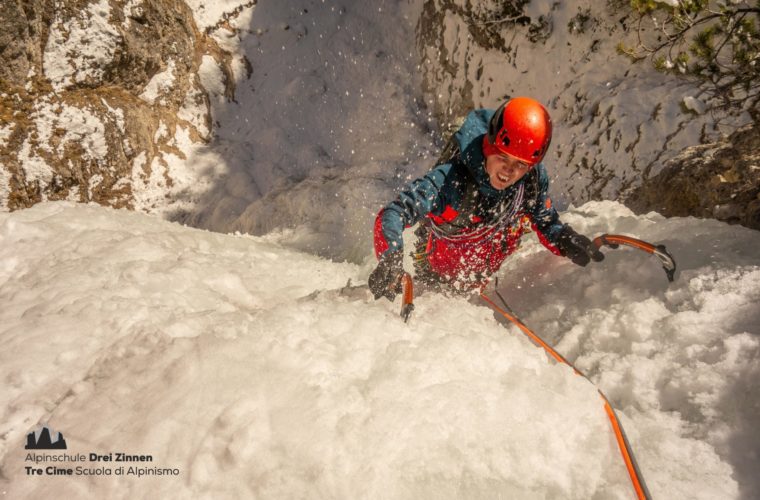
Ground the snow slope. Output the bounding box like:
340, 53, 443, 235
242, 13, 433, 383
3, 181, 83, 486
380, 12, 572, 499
1, 202, 758, 499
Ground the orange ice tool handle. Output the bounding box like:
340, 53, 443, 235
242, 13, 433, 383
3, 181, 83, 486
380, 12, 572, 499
400, 273, 415, 323
593, 234, 676, 282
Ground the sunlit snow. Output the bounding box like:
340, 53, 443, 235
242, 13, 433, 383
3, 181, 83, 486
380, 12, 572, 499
3, 0, 759, 498
1, 201, 758, 499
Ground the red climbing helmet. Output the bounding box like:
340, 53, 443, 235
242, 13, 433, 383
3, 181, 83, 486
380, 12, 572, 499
482, 97, 552, 166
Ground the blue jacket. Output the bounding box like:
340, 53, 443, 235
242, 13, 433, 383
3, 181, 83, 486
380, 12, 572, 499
375, 108, 567, 264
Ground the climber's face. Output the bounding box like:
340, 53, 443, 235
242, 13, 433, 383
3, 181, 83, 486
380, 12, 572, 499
485, 153, 532, 190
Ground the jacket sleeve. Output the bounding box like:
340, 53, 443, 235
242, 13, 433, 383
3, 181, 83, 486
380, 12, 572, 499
374, 164, 452, 259
528, 164, 567, 255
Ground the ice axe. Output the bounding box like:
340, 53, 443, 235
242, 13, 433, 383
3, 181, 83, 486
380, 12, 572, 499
400, 273, 415, 322
592, 234, 677, 282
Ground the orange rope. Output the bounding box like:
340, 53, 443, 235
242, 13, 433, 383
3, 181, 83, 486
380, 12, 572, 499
479, 293, 568, 365
480, 292, 652, 500
602, 398, 650, 500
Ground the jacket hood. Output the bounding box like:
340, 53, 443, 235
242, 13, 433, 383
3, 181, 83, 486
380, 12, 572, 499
453, 108, 501, 196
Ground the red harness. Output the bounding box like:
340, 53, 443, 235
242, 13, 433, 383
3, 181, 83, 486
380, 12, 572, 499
422, 208, 531, 289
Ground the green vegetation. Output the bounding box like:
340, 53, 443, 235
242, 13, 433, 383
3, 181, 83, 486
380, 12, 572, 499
620, 0, 760, 115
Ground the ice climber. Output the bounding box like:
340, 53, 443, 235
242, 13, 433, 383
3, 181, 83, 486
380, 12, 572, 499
369, 96, 605, 300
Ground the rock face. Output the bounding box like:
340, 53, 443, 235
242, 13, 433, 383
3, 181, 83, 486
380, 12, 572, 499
0, 0, 236, 213
416, 0, 530, 128
414, 0, 750, 205
624, 124, 760, 231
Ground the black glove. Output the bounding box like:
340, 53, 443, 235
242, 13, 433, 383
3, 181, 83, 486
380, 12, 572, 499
368, 251, 404, 301
556, 226, 605, 267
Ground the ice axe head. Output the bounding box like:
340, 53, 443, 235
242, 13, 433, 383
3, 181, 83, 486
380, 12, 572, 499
593, 234, 676, 282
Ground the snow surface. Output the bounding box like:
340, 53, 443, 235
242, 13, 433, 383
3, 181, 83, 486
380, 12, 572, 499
32, 100, 108, 163
683, 96, 707, 115
121, 0, 144, 30
13, 97, 112, 203
16, 141, 54, 194
10, 0, 228, 217
177, 75, 212, 140
0, 169, 10, 208
1, 201, 758, 499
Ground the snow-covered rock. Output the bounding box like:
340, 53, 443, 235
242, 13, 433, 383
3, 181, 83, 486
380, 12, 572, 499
0, 0, 243, 214
625, 123, 760, 230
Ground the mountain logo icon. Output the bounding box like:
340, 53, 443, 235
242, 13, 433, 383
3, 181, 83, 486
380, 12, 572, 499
25, 426, 67, 450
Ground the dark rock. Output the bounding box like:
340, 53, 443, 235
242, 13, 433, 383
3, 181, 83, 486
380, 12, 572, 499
624, 123, 760, 231
0, 0, 55, 88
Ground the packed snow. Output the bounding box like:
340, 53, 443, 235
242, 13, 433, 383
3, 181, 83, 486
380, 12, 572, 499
1, 201, 758, 499
4, 0, 760, 498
